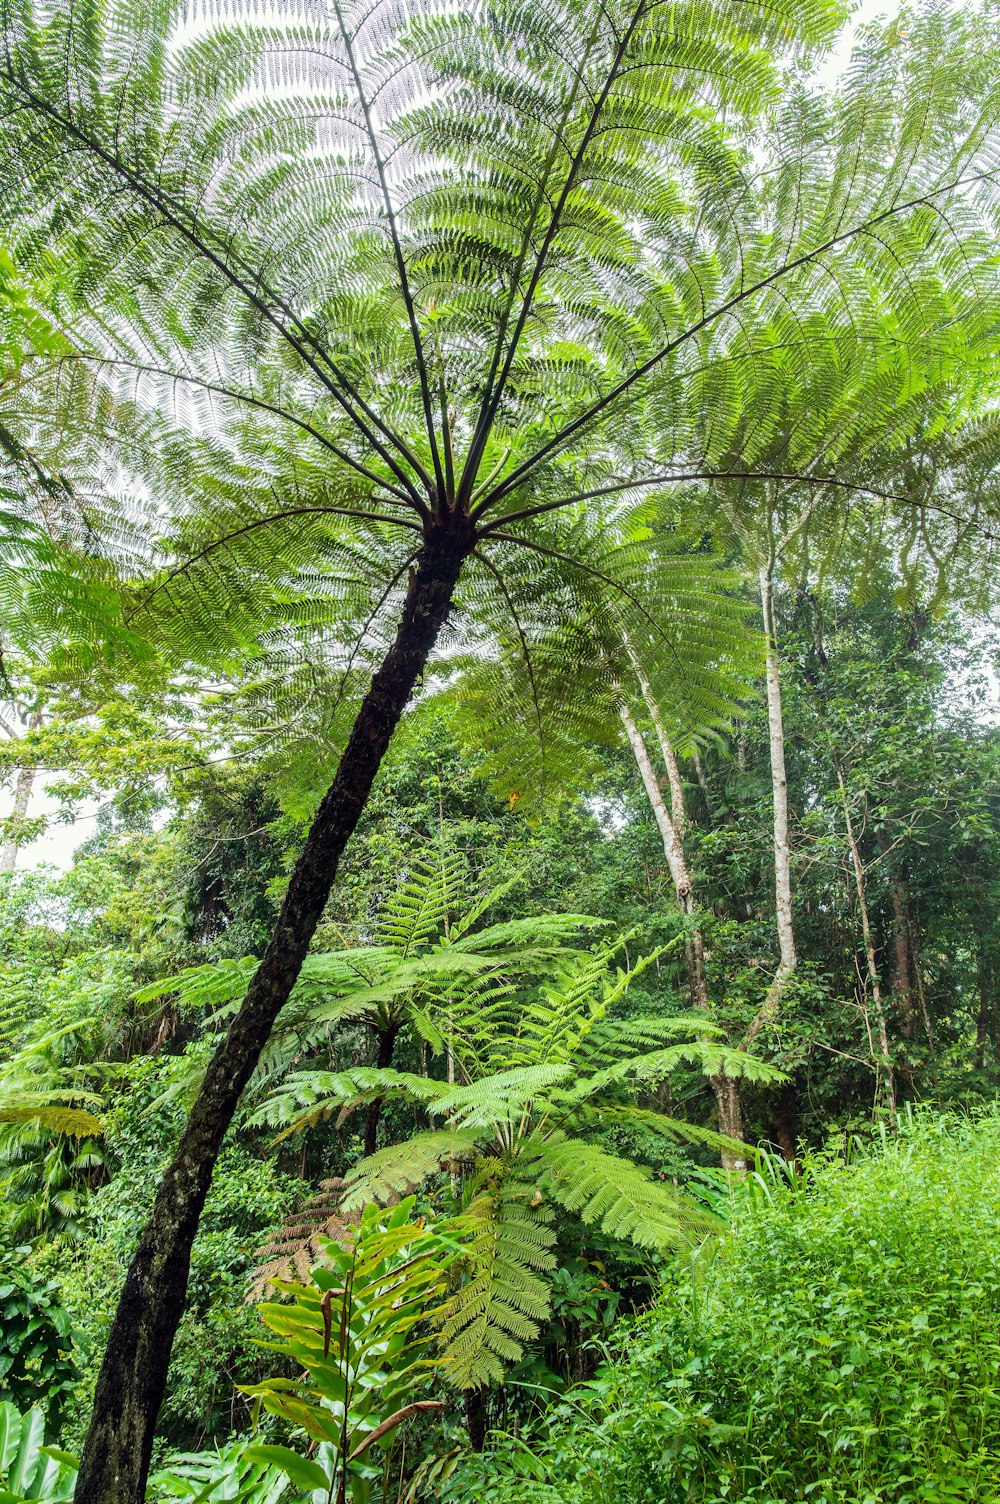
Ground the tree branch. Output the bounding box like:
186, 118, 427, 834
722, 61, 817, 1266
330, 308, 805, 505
333, 2, 445, 504
0, 66, 432, 501
477, 467, 1000, 542
457, 2, 643, 507
53, 354, 424, 513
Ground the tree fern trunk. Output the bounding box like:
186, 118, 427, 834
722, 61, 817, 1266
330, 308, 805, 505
74, 526, 470, 1504
364, 1023, 401, 1156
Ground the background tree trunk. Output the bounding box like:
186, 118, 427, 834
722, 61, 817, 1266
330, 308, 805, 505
758, 566, 796, 1016
976, 942, 995, 1070
619, 697, 746, 1170
1, 711, 42, 871
364, 1023, 401, 1157
835, 762, 895, 1113
74, 528, 470, 1504
889, 878, 916, 1038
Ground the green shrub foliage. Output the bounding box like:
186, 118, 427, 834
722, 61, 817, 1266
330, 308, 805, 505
450, 1110, 1000, 1503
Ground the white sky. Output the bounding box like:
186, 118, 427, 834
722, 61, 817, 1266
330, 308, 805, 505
6, 0, 916, 877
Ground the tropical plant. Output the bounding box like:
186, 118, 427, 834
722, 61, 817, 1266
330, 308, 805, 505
256, 941, 780, 1388
443, 1108, 1000, 1504
146, 1443, 290, 1504
0, 1399, 77, 1503
140, 855, 605, 1155
0, 1025, 105, 1241
240, 1200, 455, 1504
1, 1, 999, 1495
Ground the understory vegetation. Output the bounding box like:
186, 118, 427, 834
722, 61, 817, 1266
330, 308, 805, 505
450, 1110, 1000, 1504
1, 0, 1000, 1498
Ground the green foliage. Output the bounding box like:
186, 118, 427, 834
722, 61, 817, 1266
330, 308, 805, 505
450, 1110, 1000, 1502
0, 1249, 78, 1426
52, 1057, 299, 1452
0, 1399, 76, 1503
147, 1443, 289, 1504
1, 0, 997, 804
141, 855, 606, 1096
242, 1200, 455, 1504
257, 939, 777, 1387
0, 1023, 106, 1242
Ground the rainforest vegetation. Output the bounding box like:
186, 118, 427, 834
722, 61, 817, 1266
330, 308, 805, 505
1, 0, 1000, 1499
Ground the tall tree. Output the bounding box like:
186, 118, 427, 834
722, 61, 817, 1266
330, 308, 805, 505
1, 2, 999, 1499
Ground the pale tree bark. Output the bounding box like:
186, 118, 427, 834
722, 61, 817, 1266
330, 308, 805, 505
723, 492, 811, 1046
834, 761, 895, 1112
743, 566, 796, 1047
0, 712, 42, 871
619, 697, 745, 1168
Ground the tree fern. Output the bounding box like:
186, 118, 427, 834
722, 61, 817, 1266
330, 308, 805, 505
3, 0, 998, 1489
531, 1132, 712, 1249
261, 935, 775, 1385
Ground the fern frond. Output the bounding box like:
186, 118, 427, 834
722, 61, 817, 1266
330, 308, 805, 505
438, 1180, 556, 1389
341, 1129, 483, 1211
251, 1067, 452, 1138
531, 1133, 715, 1248
248, 1178, 350, 1301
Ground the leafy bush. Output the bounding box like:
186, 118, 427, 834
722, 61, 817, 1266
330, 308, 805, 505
0, 1249, 79, 1427
449, 1110, 1000, 1503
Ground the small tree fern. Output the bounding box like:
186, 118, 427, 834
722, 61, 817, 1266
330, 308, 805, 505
255, 940, 780, 1388
140, 855, 606, 1152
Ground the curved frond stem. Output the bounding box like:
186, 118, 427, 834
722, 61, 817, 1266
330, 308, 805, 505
481, 530, 696, 691
477, 167, 997, 509
0, 66, 433, 502
471, 546, 547, 779
125, 505, 421, 622
54, 354, 424, 512
478, 470, 922, 533
458, 3, 641, 503
332, 1, 446, 505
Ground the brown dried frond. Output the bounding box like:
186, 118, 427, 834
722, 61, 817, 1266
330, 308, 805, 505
247, 1177, 350, 1301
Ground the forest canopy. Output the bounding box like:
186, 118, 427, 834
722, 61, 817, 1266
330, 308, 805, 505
1, 0, 1000, 1500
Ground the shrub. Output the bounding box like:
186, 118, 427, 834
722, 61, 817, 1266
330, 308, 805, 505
449, 1109, 1000, 1504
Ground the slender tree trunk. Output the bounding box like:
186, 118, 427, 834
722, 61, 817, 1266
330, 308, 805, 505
363, 1023, 401, 1157
463, 1386, 489, 1452
751, 567, 796, 1034
619, 698, 745, 1170
770, 1083, 798, 1163
888, 876, 916, 1039
75, 526, 470, 1504
911, 922, 935, 1049
975, 942, 994, 1071
834, 763, 895, 1113
1, 712, 42, 871
691, 749, 715, 823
